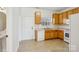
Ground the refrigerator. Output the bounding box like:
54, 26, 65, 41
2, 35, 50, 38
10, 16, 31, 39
69, 13, 79, 52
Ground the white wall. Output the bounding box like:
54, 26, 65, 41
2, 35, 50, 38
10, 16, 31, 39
41, 9, 52, 18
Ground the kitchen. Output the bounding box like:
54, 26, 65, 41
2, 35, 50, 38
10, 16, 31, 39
35, 7, 71, 43
18, 7, 72, 52
0, 7, 79, 52
33, 7, 79, 52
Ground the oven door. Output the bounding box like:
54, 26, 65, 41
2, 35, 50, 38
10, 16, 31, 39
64, 30, 70, 43
65, 33, 69, 39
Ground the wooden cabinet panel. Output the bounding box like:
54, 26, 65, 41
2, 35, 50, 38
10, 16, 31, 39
53, 13, 64, 25
59, 14, 63, 25
62, 12, 69, 19
45, 30, 64, 40
52, 8, 79, 25
50, 30, 54, 38
53, 30, 57, 38
45, 30, 51, 40
35, 30, 38, 41
62, 12, 66, 19
35, 11, 41, 24
45, 30, 58, 40
58, 30, 64, 40
71, 8, 79, 14
76, 8, 79, 13
67, 8, 79, 15
53, 13, 59, 25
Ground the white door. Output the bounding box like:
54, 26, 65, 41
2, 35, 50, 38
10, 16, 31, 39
22, 16, 35, 40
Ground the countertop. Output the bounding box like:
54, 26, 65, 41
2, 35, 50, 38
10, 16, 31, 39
35, 24, 70, 31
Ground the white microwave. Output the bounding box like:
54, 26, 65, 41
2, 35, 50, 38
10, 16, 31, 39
64, 19, 70, 25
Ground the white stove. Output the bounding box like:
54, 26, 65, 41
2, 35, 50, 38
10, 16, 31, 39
64, 29, 70, 43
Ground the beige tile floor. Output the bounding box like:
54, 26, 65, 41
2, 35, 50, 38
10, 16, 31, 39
17, 39, 69, 52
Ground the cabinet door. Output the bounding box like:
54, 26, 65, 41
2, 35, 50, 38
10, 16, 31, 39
50, 30, 54, 39
62, 12, 69, 24
45, 30, 58, 40
45, 30, 59, 40
35, 11, 41, 24
67, 8, 79, 16
73, 8, 79, 14
58, 30, 64, 40
54, 30, 58, 38
45, 30, 51, 40
76, 8, 79, 13
63, 12, 69, 19
50, 30, 58, 39
53, 14, 59, 25
59, 14, 63, 25
35, 30, 38, 41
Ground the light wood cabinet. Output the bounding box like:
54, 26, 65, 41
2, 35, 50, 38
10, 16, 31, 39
57, 30, 64, 40
59, 14, 63, 24
62, 12, 69, 19
67, 8, 79, 16
45, 30, 51, 39
53, 30, 58, 38
52, 8, 79, 25
35, 11, 41, 24
50, 30, 55, 39
76, 8, 79, 13
53, 13, 64, 25
58, 12, 69, 25
53, 13, 59, 25
35, 30, 38, 41
45, 30, 58, 40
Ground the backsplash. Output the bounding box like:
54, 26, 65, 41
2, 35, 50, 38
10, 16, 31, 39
41, 16, 52, 26
35, 24, 59, 30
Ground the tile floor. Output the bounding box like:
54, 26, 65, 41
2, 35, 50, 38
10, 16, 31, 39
17, 39, 69, 52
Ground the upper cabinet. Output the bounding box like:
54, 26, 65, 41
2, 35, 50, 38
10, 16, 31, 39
62, 11, 69, 19
35, 11, 41, 24
52, 13, 63, 25
52, 8, 79, 25
67, 8, 79, 15
52, 13, 59, 25
59, 13, 63, 25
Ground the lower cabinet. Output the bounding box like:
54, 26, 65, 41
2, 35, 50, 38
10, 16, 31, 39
45, 30, 51, 39
45, 30, 58, 40
45, 30, 64, 40
57, 30, 64, 40
35, 30, 64, 41
35, 30, 45, 41
53, 30, 58, 39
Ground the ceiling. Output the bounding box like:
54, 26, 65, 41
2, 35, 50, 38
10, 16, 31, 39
37, 7, 72, 12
